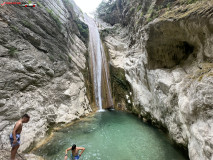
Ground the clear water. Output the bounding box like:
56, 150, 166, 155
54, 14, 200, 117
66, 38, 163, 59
34, 111, 188, 160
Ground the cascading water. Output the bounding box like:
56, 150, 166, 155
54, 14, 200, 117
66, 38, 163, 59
84, 15, 113, 110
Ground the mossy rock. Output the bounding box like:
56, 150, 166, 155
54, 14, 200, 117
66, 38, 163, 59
110, 65, 133, 110
45, 8, 62, 30
81, 51, 95, 109
74, 19, 89, 43
7, 47, 18, 57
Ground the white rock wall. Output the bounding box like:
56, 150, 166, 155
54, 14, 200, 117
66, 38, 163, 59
103, 19, 213, 160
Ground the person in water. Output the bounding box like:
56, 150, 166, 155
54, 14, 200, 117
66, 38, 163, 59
64, 144, 85, 160
9, 114, 30, 160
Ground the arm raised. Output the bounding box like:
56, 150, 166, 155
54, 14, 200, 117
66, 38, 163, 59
78, 147, 85, 157
64, 147, 72, 160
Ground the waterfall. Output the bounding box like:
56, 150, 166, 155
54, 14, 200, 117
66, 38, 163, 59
84, 15, 113, 110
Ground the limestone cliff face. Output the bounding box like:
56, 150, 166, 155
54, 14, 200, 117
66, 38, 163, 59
0, 0, 92, 151
99, 0, 213, 159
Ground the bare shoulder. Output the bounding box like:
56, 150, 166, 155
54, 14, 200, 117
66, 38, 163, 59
67, 147, 72, 150
77, 147, 85, 150
15, 120, 22, 126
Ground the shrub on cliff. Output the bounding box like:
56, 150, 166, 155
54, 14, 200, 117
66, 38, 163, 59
46, 8, 62, 30
75, 19, 89, 43
96, 0, 120, 25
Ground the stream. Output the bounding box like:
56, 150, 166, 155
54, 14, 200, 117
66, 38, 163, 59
33, 111, 188, 160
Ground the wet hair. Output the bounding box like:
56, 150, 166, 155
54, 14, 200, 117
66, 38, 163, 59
22, 114, 30, 119
72, 144, 76, 150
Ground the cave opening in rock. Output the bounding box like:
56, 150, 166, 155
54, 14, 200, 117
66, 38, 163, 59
172, 41, 194, 62
147, 40, 195, 69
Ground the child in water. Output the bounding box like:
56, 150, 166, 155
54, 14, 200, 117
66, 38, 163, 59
64, 144, 85, 160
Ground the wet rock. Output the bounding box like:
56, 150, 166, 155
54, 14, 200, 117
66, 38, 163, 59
100, 0, 213, 159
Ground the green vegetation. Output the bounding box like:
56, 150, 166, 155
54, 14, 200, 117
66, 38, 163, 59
97, 0, 203, 26
97, 1, 108, 13
147, 17, 153, 23
37, 1, 43, 7
157, 5, 163, 10
100, 27, 117, 39
75, 19, 89, 42
186, 0, 200, 4
109, 65, 133, 110
46, 8, 62, 30
147, 8, 153, 15
10, 25, 20, 33
56, 0, 60, 5
81, 51, 95, 109
151, 10, 158, 19
48, 54, 55, 62
63, 0, 74, 10
96, 0, 120, 25
68, 56, 72, 63
100, 29, 111, 39
167, 2, 171, 9
144, 0, 201, 24
146, 7, 159, 23
8, 47, 17, 57
97, 0, 116, 15
130, 7, 135, 13
137, 5, 142, 12
22, 20, 32, 28
59, 54, 65, 60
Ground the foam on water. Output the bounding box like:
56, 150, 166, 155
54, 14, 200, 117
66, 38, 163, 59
97, 109, 106, 112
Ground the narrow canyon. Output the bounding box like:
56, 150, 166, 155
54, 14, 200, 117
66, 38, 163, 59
0, 0, 212, 160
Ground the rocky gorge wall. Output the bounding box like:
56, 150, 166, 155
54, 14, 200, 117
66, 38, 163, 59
0, 0, 92, 152
98, 0, 213, 159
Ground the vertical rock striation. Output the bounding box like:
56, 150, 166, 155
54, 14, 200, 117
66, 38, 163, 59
98, 0, 213, 159
0, 0, 92, 152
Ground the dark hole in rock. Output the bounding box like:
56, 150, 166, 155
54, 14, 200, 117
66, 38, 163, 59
147, 40, 195, 69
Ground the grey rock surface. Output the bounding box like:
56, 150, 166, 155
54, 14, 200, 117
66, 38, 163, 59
0, 149, 44, 160
0, 0, 91, 153
100, 0, 213, 159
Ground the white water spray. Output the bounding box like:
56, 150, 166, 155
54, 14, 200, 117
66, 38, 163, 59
84, 15, 113, 111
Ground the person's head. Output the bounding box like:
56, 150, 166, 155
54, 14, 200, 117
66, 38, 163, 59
72, 144, 76, 150
22, 114, 30, 123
